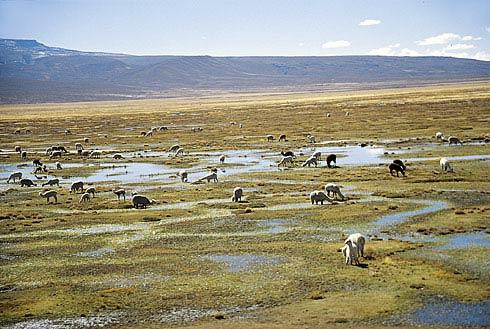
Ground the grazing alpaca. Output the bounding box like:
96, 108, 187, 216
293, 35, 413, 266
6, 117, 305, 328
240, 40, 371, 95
326, 154, 337, 168
42, 178, 60, 187
113, 153, 124, 160
21, 151, 27, 159
56, 162, 62, 170
324, 183, 344, 200
70, 181, 84, 193
52, 146, 68, 153
279, 134, 287, 142
39, 190, 58, 203
50, 151, 62, 159
278, 156, 294, 167
440, 157, 453, 172
169, 144, 180, 152
307, 135, 316, 144
113, 189, 126, 200
281, 151, 295, 157
302, 156, 318, 167
7, 172, 22, 183
79, 193, 91, 203
15, 146, 21, 153
389, 163, 405, 177
132, 195, 153, 208
312, 151, 321, 160
173, 148, 185, 157
392, 159, 406, 170
341, 240, 360, 265
90, 150, 101, 158
310, 191, 333, 205
84, 137, 89, 143
86, 187, 96, 197
20, 179, 36, 187
33, 159, 43, 167
195, 172, 218, 183
448, 136, 463, 145
435, 132, 444, 140
219, 155, 226, 163
266, 134, 274, 142
231, 187, 243, 202
344, 233, 366, 257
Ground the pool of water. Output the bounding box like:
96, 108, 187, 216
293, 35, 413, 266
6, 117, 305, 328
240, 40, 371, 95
390, 298, 490, 327
204, 254, 285, 272
0, 162, 84, 190
373, 199, 448, 229
436, 232, 490, 250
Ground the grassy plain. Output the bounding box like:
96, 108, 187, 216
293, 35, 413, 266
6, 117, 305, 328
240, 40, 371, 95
0, 82, 489, 328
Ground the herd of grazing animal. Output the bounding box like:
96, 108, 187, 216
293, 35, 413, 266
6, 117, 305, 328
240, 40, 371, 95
4, 129, 471, 265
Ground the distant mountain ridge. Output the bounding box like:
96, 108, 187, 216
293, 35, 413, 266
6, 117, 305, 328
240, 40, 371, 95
1, 38, 490, 103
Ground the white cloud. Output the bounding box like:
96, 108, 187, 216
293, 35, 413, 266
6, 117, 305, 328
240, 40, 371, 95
367, 44, 421, 57
321, 40, 351, 49
359, 19, 381, 26
416, 33, 482, 45
368, 47, 396, 56
399, 48, 420, 56
416, 33, 460, 45
445, 43, 475, 51
368, 43, 401, 56
473, 51, 490, 61
462, 35, 482, 41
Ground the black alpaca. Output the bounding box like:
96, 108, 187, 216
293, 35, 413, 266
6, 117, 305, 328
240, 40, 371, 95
389, 163, 405, 177
326, 154, 337, 168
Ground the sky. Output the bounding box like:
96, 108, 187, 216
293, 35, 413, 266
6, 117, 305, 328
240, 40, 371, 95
1, 0, 489, 60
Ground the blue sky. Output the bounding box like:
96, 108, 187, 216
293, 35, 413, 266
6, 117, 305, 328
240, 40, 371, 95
1, 0, 489, 60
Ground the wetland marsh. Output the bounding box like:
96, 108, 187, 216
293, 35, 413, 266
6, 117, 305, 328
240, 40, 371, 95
0, 83, 489, 328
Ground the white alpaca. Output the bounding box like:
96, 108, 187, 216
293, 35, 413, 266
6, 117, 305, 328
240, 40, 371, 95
302, 156, 318, 167
173, 148, 185, 157
440, 157, 453, 172
307, 135, 316, 144
435, 132, 444, 140
344, 233, 366, 257
341, 240, 360, 265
